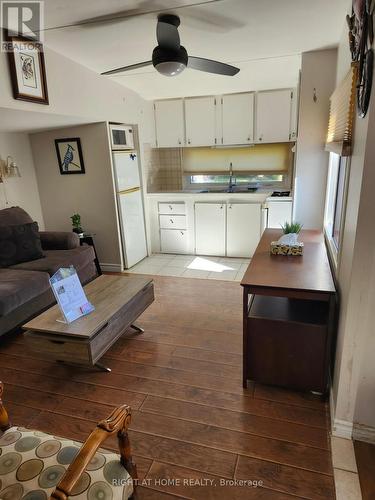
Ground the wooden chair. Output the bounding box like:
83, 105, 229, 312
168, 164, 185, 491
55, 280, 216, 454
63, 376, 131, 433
0, 381, 137, 499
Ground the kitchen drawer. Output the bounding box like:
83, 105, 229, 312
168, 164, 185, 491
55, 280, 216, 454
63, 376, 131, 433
159, 214, 186, 230
158, 202, 186, 215
160, 229, 188, 254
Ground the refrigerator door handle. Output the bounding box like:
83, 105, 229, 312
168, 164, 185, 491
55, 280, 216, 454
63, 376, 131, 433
118, 187, 141, 195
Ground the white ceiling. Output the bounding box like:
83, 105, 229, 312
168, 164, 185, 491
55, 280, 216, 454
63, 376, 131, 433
36, 0, 349, 99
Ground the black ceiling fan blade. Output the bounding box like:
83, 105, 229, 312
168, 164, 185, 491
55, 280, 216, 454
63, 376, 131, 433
188, 56, 239, 76
101, 61, 153, 75
157, 18, 180, 50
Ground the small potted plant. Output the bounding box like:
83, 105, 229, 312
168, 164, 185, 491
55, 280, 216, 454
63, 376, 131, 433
70, 213, 84, 236
270, 221, 304, 256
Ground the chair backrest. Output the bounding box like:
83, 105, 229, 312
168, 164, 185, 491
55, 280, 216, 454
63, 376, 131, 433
0, 206, 33, 226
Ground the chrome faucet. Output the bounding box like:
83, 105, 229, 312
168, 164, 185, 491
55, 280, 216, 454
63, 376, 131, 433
228, 162, 236, 192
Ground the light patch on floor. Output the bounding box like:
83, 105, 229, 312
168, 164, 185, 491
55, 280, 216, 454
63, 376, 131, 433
127, 254, 250, 281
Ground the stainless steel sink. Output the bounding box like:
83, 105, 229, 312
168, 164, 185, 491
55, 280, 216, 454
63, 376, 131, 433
198, 188, 258, 194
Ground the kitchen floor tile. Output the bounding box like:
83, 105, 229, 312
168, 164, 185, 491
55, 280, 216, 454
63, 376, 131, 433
186, 257, 232, 273
157, 266, 185, 277
207, 270, 238, 281
217, 259, 242, 270
234, 270, 245, 281
150, 253, 177, 260
129, 263, 164, 275
146, 255, 175, 265
171, 254, 196, 260
334, 469, 362, 500
169, 258, 195, 268
332, 437, 358, 473
219, 257, 246, 263
181, 269, 210, 279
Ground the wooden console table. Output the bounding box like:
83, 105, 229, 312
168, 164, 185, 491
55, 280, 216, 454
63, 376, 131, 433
241, 229, 336, 394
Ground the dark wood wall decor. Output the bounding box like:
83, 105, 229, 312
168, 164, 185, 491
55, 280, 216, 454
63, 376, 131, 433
347, 0, 374, 117
241, 229, 337, 394
7, 36, 49, 105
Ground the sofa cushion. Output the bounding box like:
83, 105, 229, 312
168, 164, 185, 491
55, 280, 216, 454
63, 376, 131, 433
40, 231, 80, 250
0, 269, 50, 316
0, 222, 44, 268
0, 207, 33, 226
9, 245, 95, 276
0, 426, 133, 500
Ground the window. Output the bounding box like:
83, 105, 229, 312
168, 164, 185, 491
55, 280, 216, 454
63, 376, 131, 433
324, 152, 349, 263
190, 174, 284, 185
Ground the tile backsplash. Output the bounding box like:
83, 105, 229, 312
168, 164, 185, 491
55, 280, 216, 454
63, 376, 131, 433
144, 145, 183, 192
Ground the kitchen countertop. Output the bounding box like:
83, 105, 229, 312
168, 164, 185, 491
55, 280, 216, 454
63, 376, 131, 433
146, 190, 293, 202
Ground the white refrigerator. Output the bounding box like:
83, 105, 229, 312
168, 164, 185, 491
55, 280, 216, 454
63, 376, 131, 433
112, 151, 147, 269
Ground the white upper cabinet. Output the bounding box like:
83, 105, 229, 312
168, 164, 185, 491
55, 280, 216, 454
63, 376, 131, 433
185, 96, 217, 147
153, 88, 298, 148
221, 93, 254, 145
255, 89, 293, 143
154, 99, 184, 147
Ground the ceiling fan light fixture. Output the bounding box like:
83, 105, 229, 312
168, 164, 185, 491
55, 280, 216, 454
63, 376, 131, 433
155, 61, 186, 76
152, 46, 188, 77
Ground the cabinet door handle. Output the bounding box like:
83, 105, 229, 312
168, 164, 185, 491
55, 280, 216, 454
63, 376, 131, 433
178, 140, 181, 144
170, 219, 174, 223
188, 139, 191, 144
169, 205, 172, 210
247, 136, 251, 141
220, 204, 223, 209
180, 231, 184, 236
229, 204, 232, 209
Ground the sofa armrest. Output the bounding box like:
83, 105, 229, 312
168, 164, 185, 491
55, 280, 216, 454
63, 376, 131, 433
39, 231, 80, 250
51, 404, 137, 500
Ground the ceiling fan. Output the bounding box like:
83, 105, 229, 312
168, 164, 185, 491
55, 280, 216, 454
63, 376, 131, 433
101, 14, 240, 77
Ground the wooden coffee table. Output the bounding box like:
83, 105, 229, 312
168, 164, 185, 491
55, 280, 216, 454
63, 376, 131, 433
23, 274, 154, 372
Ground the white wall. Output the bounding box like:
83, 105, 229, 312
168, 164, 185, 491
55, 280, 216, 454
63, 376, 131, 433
330, 11, 375, 442
0, 132, 44, 227
294, 49, 338, 229
30, 123, 122, 269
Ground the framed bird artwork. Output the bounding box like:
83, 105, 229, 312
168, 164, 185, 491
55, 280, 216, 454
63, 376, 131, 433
55, 138, 85, 175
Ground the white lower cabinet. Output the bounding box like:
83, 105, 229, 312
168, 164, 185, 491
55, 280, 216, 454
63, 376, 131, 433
195, 203, 226, 256
267, 201, 293, 228
160, 229, 188, 253
227, 203, 261, 258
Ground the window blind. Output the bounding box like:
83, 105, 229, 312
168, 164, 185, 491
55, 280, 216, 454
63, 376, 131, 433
182, 143, 293, 174
326, 63, 357, 156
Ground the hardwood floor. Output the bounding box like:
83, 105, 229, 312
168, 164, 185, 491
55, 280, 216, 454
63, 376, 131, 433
0, 275, 335, 499
354, 440, 375, 499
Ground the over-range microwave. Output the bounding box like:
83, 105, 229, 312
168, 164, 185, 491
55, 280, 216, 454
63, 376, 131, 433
109, 124, 134, 150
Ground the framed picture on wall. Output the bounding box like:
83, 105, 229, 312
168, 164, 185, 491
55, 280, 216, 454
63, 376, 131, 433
7, 36, 49, 105
55, 138, 86, 175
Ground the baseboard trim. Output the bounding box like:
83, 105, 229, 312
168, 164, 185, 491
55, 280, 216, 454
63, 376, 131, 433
100, 263, 122, 273
332, 418, 354, 439
353, 423, 375, 444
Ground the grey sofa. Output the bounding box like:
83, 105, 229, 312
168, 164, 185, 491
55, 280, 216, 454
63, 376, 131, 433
0, 207, 97, 336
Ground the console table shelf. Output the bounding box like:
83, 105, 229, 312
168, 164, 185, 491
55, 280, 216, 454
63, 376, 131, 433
241, 229, 336, 394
